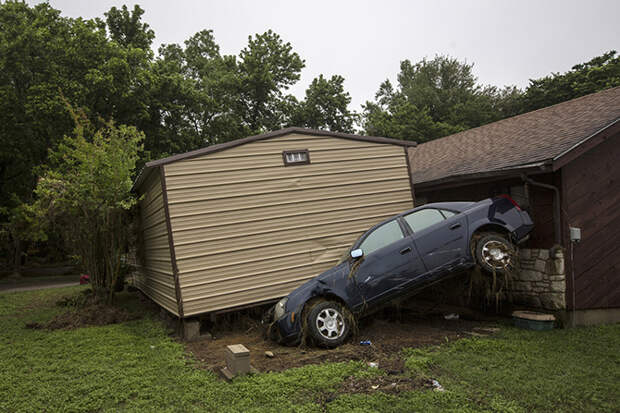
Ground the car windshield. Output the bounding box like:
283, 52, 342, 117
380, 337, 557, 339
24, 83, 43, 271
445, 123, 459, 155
338, 230, 367, 263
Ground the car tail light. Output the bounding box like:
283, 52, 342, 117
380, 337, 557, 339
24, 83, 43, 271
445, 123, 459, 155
499, 194, 522, 211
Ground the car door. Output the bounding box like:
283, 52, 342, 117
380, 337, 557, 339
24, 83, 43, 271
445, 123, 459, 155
402, 208, 469, 279
351, 219, 425, 309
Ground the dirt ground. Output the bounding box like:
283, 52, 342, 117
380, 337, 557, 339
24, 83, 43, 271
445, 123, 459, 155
186, 310, 502, 375
25, 289, 142, 330
21, 287, 503, 379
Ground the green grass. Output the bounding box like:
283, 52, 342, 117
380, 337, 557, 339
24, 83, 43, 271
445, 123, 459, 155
0, 287, 618, 412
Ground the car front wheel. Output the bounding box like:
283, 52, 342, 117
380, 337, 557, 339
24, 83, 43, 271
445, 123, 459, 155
475, 233, 516, 274
306, 300, 350, 347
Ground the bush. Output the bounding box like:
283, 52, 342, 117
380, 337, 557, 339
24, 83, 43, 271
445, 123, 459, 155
31, 108, 143, 303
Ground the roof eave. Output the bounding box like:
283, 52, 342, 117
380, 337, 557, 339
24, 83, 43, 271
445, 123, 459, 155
551, 118, 620, 171
413, 161, 553, 192
133, 127, 417, 191
145, 127, 417, 169
131, 165, 155, 193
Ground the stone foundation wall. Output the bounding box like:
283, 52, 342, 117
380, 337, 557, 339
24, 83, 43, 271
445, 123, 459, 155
509, 249, 566, 310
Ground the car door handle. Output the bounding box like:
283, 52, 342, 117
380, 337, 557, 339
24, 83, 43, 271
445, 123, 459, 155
400, 247, 412, 255
449, 223, 461, 230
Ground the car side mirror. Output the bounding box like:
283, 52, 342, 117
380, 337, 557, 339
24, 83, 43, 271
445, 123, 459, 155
350, 249, 363, 259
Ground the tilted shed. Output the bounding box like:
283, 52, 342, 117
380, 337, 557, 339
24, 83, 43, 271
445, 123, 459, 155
133, 127, 417, 318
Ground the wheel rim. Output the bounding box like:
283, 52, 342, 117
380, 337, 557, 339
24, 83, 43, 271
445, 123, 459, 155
481, 240, 513, 270
315, 307, 345, 340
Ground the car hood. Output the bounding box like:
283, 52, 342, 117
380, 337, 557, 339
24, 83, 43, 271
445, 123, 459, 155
284, 260, 352, 310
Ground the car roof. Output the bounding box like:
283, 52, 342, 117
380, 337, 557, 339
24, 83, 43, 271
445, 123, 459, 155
360, 201, 481, 240
415, 201, 477, 212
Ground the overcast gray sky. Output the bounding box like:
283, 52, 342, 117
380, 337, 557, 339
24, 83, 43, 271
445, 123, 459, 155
32, 0, 620, 111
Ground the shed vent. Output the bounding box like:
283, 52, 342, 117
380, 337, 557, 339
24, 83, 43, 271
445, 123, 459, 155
282, 149, 310, 166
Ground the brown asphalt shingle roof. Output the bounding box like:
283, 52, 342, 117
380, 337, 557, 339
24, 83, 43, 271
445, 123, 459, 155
408, 86, 620, 185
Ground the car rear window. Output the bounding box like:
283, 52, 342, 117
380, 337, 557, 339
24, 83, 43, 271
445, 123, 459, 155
359, 220, 404, 255
403, 209, 445, 232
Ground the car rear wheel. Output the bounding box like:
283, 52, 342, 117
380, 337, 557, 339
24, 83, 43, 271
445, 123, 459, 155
475, 233, 516, 274
306, 300, 350, 348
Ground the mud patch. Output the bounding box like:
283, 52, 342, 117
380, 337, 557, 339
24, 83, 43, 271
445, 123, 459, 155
25, 291, 142, 330
315, 374, 431, 407
186, 309, 502, 374
44, 305, 139, 330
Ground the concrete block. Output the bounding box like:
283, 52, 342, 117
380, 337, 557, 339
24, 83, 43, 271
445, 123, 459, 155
538, 249, 549, 260
183, 319, 201, 341
225, 344, 251, 375
549, 275, 565, 282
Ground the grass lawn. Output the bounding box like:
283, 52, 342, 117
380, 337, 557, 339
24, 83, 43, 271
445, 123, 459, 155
0, 287, 618, 412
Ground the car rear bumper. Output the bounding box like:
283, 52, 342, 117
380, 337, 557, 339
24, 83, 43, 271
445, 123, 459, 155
512, 210, 534, 242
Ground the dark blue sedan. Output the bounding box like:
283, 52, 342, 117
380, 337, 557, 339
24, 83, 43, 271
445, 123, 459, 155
269, 196, 533, 347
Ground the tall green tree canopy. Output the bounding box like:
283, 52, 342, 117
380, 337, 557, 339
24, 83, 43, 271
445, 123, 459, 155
149, 28, 312, 151
237, 30, 305, 132
287, 74, 357, 133
104, 4, 155, 51
362, 56, 519, 142
521, 50, 620, 112
148, 30, 244, 155
364, 52, 620, 143
0, 2, 153, 208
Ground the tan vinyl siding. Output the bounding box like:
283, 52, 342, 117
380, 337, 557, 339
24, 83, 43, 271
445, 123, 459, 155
164, 133, 414, 316
135, 171, 178, 316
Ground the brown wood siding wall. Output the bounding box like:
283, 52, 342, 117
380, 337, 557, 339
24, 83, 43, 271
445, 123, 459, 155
562, 132, 620, 310
163, 133, 414, 315
135, 171, 178, 315
523, 173, 561, 249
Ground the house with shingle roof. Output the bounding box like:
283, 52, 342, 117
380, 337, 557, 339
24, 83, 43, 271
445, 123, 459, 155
407, 86, 620, 324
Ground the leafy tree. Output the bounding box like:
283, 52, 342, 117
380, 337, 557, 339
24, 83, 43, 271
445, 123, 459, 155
0, 2, 74, 207
287, 74, 357, 133
151, 30, 247, 151
521, 50, 620, 112
363, 82, 461, 142
237, 30, 305, 132
363, 56, 522, 141
150, 29, 309, 150
104, 4, 155, 51
0, 2, 153, 210
32, 109, 143, 302
397, 57, 478, 126
0, 200, 48, 276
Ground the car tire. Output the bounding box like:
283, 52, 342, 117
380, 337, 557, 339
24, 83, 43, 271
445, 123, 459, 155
475, 233, 516, 274
306, 300, 351, 348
